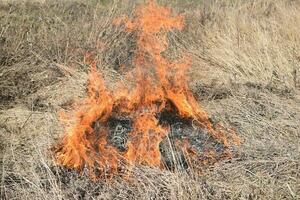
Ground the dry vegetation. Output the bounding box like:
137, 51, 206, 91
0, 0, 299, 199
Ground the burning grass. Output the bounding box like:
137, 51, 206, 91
54, 0, 240, 179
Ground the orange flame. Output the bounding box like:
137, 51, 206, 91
54, 0, 240, 179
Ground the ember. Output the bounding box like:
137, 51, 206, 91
54, 0, 240, 179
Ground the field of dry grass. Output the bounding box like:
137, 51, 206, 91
0, 0, 299, 199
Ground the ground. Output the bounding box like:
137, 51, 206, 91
0, 0, 299, 199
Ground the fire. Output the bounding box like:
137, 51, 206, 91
54, 0, 240, 179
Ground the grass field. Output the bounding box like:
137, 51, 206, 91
0, 0, 299, 199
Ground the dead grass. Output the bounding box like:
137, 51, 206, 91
0, 0, 299, 199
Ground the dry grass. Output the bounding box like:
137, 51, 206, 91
0, 0, 299, 199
